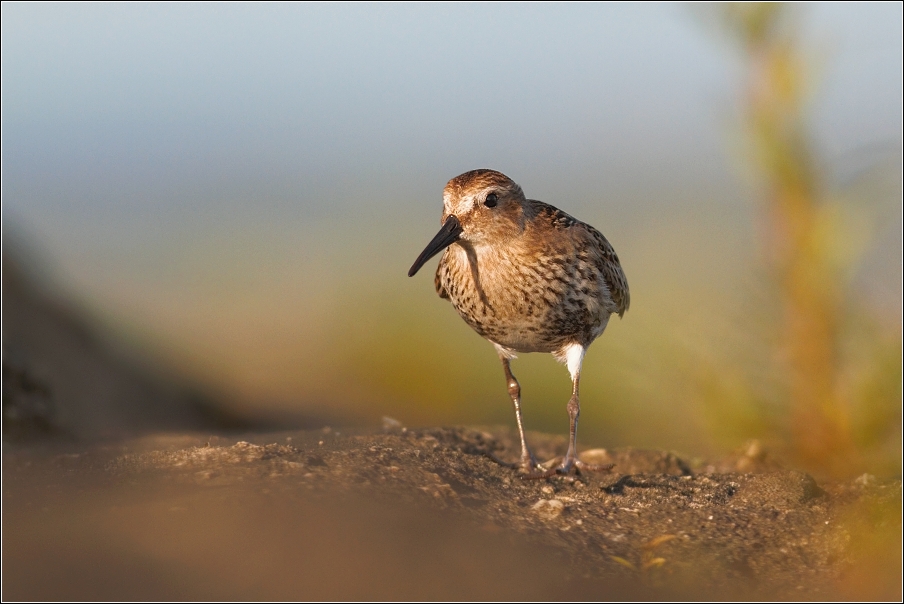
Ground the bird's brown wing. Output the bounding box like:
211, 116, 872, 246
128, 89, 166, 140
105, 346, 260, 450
529, 200, 630, 317
580, 223, 630, 317
532, 201, 579, 230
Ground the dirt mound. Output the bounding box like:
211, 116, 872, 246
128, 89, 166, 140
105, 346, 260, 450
4, 426, 900, 600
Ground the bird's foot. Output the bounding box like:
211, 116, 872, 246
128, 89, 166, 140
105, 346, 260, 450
519, 455, 615, 480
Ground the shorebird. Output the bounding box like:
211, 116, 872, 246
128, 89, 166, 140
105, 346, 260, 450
408, 169, 629, 478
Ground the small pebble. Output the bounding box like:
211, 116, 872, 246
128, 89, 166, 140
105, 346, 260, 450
532, 499, 565, 520
854, 473, 876, 486
382, 416, 404, 431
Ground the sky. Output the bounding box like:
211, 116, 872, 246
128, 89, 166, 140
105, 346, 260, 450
4, 4, 899, 261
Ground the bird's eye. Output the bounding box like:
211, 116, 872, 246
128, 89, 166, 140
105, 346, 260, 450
484, 193, 498, 208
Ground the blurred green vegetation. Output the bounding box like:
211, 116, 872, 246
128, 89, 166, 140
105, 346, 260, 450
703, 3, 902, 478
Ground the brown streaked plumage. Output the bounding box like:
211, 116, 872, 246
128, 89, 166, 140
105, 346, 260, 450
408, 169, 629, 478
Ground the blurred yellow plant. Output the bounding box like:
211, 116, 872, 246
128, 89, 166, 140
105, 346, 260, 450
714, 3, 901, 477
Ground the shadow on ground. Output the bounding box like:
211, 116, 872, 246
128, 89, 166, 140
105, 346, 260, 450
4, 425, 901, 600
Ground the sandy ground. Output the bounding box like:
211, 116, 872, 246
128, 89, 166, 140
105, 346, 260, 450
3, 425, 901, 600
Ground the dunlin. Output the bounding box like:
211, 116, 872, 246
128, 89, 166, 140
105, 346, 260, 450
408, 169, 629, 478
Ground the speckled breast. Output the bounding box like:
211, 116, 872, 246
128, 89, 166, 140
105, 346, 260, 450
435, 242, 610, 353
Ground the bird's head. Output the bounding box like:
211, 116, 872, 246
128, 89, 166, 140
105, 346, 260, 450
408, 169, 526, 277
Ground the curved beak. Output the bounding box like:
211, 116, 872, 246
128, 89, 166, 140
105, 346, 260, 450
408, 215, 463, 277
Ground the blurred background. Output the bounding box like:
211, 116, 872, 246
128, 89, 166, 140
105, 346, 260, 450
2, 3, 901, 477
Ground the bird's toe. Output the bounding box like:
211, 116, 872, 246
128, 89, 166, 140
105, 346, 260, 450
519, 456, 615, 480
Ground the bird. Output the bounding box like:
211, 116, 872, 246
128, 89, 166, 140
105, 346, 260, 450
408, 169, 629, 478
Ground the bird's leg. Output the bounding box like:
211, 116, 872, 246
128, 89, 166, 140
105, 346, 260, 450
519, 377, 580, 479
555, 343, 586, 474
501, 357, 537, 471
567, 361, 615, 475
554, 367, 582, 474
521, 344, 613, 480
564, 353, 615, 475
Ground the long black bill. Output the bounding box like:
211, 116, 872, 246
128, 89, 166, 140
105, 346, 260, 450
408, 215, 463, 277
